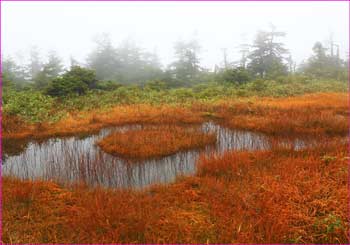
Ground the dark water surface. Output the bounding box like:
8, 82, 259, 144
2, 122, 305, 189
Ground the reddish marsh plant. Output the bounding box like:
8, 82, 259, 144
97, 125, 217, 160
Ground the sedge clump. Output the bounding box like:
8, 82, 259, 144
97, 125, 216, 160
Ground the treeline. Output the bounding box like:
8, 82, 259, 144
3, 27, 348, 97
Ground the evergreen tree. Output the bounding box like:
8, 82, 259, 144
169, 39, 201, 82
302, 41, 346, 79
27, 46, 43, 81
34, 51, 64, 90
46, 66, 97, 97
247, 26, 288, 78
87, 34, 120, 81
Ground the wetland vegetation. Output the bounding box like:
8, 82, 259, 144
2, 2, 349, 244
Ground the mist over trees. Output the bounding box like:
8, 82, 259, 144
300, 41, 347, 80
169, 39, 202, 81
27, 46, 43, 81
247, 26, 289, 79
87, 35, 163, 85
3, 57, 27, 89
34, 51, 64, 90
3, 27, 348, 97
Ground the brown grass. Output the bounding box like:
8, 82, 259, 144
96, 125, 216, 160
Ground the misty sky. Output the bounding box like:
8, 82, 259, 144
2, 1, 349, 70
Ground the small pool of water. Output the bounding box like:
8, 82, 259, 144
2, 122, 306, 189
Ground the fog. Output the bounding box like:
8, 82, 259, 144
2, 1, 349, 70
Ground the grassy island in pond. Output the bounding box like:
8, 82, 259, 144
97, 126, 217, 160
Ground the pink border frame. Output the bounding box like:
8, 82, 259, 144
0, 0, 349, 244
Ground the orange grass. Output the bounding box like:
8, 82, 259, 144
3, 140, 348, 243
196, 144, 349, 243
97, 125, 216, 159
3, 104, 205, 140
3, 93, 348, 140
3, 92, 349, 243
215, 92, 349, 136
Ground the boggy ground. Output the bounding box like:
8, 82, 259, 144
3, 92, 349, 140
3, 142, 348, 243
3, 92, 348, 140
2, 92, 349, 243
96, 125, 216, 160
214, 92, 349, 137
2, 104, 205, 140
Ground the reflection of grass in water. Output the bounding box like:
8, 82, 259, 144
74, 131, 100, 140
2, 138, 31, 159
3, 137, 64, 159
97, 125, 217, 160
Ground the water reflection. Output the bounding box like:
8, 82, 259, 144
2, 122, 302, 189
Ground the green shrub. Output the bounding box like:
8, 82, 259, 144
46, 66, 97, 97
3, 89, 54, 122
219, 67, 251, 84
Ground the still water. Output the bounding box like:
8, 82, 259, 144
2, 122, 304, 189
